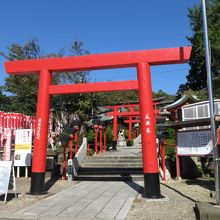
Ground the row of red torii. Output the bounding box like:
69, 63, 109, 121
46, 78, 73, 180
5, 46, 191, 198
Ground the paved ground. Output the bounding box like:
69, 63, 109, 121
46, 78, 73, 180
0, 178, 215, 220
0, 181, 140, 220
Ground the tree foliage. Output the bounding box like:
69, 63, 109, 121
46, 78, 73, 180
1, 39, 41, 115
177, 0, 220, 98
177, 89, 208, 101
153, 89, 175, 101
54, 40, 89, 85
0, 86, 11, 111
1, 39, 90, 116
93, 90, 138, 106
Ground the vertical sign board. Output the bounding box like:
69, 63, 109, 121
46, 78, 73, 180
14, 129, 32, 166
0, 112, 3, 148
177, 130, 213, 155
3, 128, 12, 161
0, 161, 12, 202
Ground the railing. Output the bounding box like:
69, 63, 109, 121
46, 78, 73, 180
73, 137, 87, 175
133, 134, 142, 145
78, 125, 86, 146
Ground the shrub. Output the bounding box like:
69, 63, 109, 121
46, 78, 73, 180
87, 129, 95, 144
127, 140, 134, 146
106, 126, 113, 145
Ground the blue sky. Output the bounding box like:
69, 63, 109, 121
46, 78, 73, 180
0, 0, 200, 95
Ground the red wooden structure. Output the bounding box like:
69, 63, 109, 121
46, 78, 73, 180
124, 117, 140, 141
106, 104, 139, 144
92, 124, 107, 154
106, 103, 160, 143
5, 46, 191, 198
93, 124, 99, 154
0, 111, 36, 151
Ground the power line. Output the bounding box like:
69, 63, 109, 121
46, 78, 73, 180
88, 67, 189, 81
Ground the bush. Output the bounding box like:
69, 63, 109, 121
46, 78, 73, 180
87, 129, 95, 144
124, 128, 134, 140
126, 140, 134, 146
165, 139, 175, 158
165, 138, 176, 178
166, 127, 175, 140
124, 128, 128, 139
87, 148, 95, 156
106, 126, 113, 145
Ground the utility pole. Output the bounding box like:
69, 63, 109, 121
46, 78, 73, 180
201, 0, 220, 205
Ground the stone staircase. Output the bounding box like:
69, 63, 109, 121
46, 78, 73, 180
74, 154, 143, 181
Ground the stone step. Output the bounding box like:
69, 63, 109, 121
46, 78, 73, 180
85, 156, 142, 160
84, 158, 142, 163
78, 167, 143, 175
81, 163, 142, 168
85, 156, 142, 159
74, 174, 144, 181
77, 152, 144, 182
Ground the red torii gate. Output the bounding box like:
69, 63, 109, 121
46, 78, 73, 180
105, 104, 140, 144
106, 103, 160, 143
124, 117, 140, 141
5, 46, 191, 198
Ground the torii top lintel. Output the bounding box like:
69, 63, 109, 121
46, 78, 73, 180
5, 46, 191, 75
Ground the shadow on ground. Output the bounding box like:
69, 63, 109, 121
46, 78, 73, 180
124, 181, 144, 194
161, 183, 196, 202
44, 177, 59, 191
185, 178, 215, 191
0, 193, 19, 202
0, 177, 58, 202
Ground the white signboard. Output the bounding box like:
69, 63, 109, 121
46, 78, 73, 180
177, 130, 213, 155
0, 161, 12, 195
14, 129, 32, 166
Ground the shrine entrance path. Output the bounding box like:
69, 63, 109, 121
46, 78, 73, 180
0, 181, 141, 220
0, 146, 143, 220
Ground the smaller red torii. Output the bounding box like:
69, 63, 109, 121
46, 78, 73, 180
124, 117, 140, 141
106, 102, 160, 143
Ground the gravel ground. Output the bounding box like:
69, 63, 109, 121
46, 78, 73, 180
126, 178, 215, 220
0, 177, 77, 212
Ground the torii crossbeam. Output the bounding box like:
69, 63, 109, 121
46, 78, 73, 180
5, 46, 191, 198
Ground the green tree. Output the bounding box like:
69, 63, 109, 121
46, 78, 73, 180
1, 39, 41, 115
1, 39, 90, 116
57, 40, 89, 85
106, 125, 113, 145
50, 41, 92, 121
177, 0, 220, 98
0, 86, 11, 111
153, 89, 175, 101
177, 89, 208, 101
94, 90, 138, 106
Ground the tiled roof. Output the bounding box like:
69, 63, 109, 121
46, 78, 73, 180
164, 95, 198, 110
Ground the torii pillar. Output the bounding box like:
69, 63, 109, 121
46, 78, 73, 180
31, 69, 51, 194
137, 62, 160, 197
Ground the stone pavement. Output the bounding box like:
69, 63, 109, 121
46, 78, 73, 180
0, 181, 141, 220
